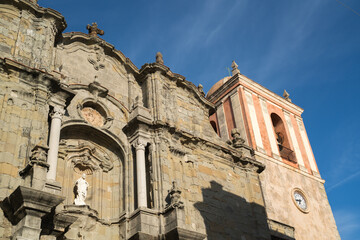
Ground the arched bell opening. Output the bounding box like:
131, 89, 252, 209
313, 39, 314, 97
56, 124, 126, 220
270, 113, 296, 162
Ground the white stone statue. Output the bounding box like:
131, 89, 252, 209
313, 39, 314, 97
74, 173, 89, 205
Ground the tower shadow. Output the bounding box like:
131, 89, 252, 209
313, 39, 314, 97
194, 181, 294, 240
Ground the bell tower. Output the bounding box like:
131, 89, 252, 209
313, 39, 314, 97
206, 60, 340, 240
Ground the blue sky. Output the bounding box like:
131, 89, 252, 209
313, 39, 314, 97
39, 0, 360, 238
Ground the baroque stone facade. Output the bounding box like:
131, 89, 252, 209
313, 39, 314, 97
0, 0, 339, 239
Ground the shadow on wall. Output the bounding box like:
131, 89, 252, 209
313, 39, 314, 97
194, 181, 294, 240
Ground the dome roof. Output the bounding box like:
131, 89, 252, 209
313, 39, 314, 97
206, 76, 231, 97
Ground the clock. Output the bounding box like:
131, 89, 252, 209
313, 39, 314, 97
292, 189, 309, 213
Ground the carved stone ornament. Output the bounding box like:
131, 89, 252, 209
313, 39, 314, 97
29, 144, 49, 163
283, 89, 292, 102
88, 81, 109, 98
86, 22, 104, 37
230, 128, 245, 147
168, 181, 184, 209
88, 46, 106, 71
76, 97, 113, 129
81, 107, 105, 127
62, 142, 114, 174
50, 105, 65, 120
198, 84, 205, 96
231, 60, 240, 75
156, 52, 164, 65
19, 144, 50, 177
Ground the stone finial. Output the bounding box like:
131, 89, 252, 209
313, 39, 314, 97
231, 128, 245, 147
86, 22, 104, 37
156, 52, 164, 65
283, 89, 292, 102
198, 84, 205, 96
231, 60, 240, 76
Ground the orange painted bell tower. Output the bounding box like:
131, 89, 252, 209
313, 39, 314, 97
206, 61, 339, 240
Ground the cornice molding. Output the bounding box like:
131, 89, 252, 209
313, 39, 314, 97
140, 63, 215, 115
239, 75, 304, 115
152, 122, 265, 174
0, 58, 75, 97
206, 74, 239, 103
206, 73, 304, 116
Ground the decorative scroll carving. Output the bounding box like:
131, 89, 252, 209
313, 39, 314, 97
61, 142, 114, 174
88, 46, 105, 71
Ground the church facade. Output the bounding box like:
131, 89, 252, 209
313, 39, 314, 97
0, 0, 339, 239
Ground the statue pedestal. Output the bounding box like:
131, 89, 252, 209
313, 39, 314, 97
58, 205, 99, 240
128, 208, 160, 240
163, 207, 207, 240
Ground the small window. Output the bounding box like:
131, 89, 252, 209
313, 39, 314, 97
210, 120, 218, 134
271, 113, 296, 162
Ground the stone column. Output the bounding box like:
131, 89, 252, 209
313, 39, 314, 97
46, 106, 65, 181
134, 140, 148, 208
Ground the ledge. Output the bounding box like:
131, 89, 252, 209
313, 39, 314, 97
0, 186, 65, 225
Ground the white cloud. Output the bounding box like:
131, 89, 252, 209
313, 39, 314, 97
327, 170, 360, 192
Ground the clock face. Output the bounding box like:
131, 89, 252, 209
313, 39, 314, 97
294, 191, 307, 211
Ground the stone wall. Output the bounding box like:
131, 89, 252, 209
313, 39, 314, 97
0, 60, 51, 239
0, 0, 65, 70
159, 133, 270, 239
257, 153, 340, 240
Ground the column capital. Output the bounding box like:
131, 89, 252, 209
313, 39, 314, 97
50, 106, 65, 120
132, 138, 148, 150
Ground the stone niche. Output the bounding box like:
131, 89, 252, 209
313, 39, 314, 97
56, 124, 125, 220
